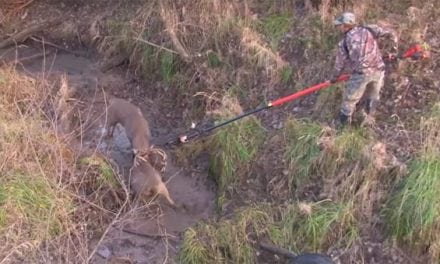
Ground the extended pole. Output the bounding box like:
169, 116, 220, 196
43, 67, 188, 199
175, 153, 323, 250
175, 74, 349, 144
171, 44, 427, 145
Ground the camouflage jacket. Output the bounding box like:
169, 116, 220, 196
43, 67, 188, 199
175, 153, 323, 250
334, 24, 398, 75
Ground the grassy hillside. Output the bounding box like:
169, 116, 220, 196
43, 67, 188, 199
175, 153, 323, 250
1, 0, 439, 262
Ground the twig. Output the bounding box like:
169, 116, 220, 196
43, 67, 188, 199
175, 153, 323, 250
0, 242, 34, 264
117, 227, 178, 241
6, 0, 35, 15
30, 37, 89, 57
17, 0, 36, 10
158, 1, 191, 61
0, 19, 61, 49
3, 0, 35, 19
86, 198, 130, 263
86, 148, 131, 263
165, 168, 181, 184
0, 150, 18, 172
133, 37, 179, 54
11, 50, 53, 64
259, 241, 296, 259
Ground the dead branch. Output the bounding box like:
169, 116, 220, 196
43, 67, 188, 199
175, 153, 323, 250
120, 228, 178, 241
30, 37, 89, 57
159, 1, 191, 62
259, 241, 296, 259
12, 50, 53, 64
133, 37, 179, 55
0, 19, 61, 49
6, 0, 35, 17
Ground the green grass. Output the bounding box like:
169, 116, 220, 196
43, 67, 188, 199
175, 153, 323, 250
308, 15, 339, 53
160, 51, 176, 84
317, 128, 371, 178
180, 207, 272, 264
384, 103, 440, 259
385, 156, 440, 239
280, 65, 293, 84
173, 94, 266, 201
180, 228, 211, 264
105, 20, 133, 54
80, 155, 118, 188
208, 116, 266, 192
207, 51, 222, 68
140, 45, 158, 80
0, 186, 7, 227
314, 128, 393, 219
206, 94, 266, 192
0, 67, 124, 262
261, 13, 293, 49
180, 202, 358, 263
313, 84, 343, 120
2, 172, 70, 238
229, 84, 249, 102
0, 68, 75, 252
283, 118, 324, 193
270, 201, 358, 253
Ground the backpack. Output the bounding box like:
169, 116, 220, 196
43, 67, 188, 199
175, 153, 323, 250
342, 26, 377, 56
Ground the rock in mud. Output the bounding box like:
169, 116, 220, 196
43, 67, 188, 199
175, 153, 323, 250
97, 245, 112, 259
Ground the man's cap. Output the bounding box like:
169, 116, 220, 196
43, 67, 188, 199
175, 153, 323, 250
334, 12, 356, 26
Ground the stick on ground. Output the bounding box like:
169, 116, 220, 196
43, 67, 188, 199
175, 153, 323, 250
259, 242, 296, 258
30, 37, 89, 57
0, 19, 61, 49
11, 50, 53, 64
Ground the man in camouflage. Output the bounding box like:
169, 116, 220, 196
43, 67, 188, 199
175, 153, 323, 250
330, 12, 399, 127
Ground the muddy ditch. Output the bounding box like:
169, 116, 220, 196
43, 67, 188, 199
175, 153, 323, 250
2, 1, 439, 263
0, 36, 425, 264
0, 41, 217, 263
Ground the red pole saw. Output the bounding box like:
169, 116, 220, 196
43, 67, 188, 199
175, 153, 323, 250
169, 43, 429, 145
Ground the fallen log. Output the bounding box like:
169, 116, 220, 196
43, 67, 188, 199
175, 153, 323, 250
0, 18, 61, 49
30, 36, 89, 57
259, 242, 334, 264
12, 50, 52, 64
259, 241, 296, 258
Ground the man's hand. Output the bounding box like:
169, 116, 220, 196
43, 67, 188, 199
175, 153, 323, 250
410, 52, 422, 60
179, 135, 188, 143
385, 52, 398, 61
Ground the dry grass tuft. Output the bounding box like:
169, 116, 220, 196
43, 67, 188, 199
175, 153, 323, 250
0, 0, 35, 23
270, 200, 359, 253
240, 26, 287, 82
180, 206, 272, 264
282, 118, 325, 195
175, 92, 265, 208
317, 129, 403, 219
179, 201, 358, 263
206, 93, 265, 193
0, 67, 128, 263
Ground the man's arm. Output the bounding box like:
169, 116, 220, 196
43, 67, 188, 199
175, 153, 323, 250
332, 40, 349, 80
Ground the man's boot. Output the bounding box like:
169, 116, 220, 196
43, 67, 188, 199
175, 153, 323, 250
335, 112, 351, 129
362, 99, 378, 127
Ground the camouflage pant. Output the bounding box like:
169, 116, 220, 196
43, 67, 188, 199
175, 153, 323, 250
341, 70, 385, 117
